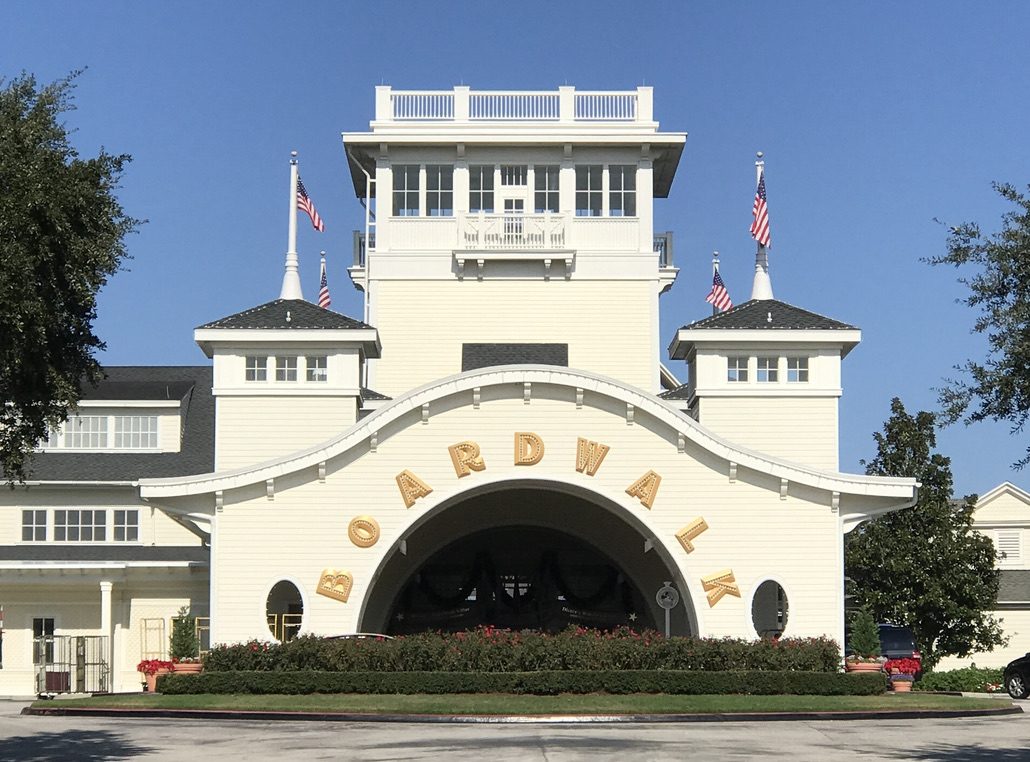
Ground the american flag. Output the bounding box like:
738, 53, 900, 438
297, 176, 325, 232
706, 269, 733, 311
318, 258, 331, 309
750, 170, 770, 248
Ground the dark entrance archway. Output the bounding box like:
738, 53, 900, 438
386, 526, 656, 634
360, 483, 695, 636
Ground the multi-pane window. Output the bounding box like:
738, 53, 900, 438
114, 416, 158, 448
275, 356, 298, 382
501, 165, 527, 186
575, 165, 602, 216
54, 510, 106, 542
22, 510, 46, 541
757, 357, 778, 383
425, 165, 453, 217
469, 165, 494, 213
787, 357, 809, 383
33, 617, 55, 664
246, 356, 268, 382
306, 356, 328, 382
534, 165, 559, 213
114, 510, 139, 542
608, 165, 637, 217
728, 357, 749, 383
392, 165, 419, 216
64, 416, 108, 448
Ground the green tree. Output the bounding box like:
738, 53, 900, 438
844, 398, 1004, 670
169, 606, 200, 659
927, 182, 1030, 467
0, 71, 140, 481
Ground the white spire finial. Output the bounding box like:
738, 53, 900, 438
280, 152, 304, 300
751, 152, 774, 301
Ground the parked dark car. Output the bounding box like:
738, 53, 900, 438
1003, 653, 1030, 699
845, 622, 923, 680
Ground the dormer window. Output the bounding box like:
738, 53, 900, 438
306, 356, 328, 382
275, 356, 298, 382
787, 357, 809, 383
114, 416, 158, 448
757, 357, 778, 383
728, 357, 749, 383
246, 356, 268, 381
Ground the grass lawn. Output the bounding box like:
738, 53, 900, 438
37, 692, 1014, 715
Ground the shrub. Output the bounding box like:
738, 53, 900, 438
169, 606, 200, 660
847, 608, 880, 659
158, 669, 885, 696
914, 666, 1004, 693
201, 626, 842, 674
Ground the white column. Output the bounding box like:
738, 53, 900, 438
100, 580, 113, 690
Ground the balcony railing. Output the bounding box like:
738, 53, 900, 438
353, 226, 673, 264
377, 86, 653, 124
463, 214, 567, 250
654, 232, 674, 268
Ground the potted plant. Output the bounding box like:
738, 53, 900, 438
845, 607, 884, 673
136, 658, 174, 692
884, 657, 920, 692
169, 606, 203, 673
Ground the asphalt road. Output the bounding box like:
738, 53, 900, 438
1, 699, 1028, 761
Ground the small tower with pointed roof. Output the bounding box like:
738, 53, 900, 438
666, 300, 860, 471
194, 300, 382, 470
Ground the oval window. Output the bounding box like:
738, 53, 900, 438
266, 581, 303, 642
751, 580, 788, 639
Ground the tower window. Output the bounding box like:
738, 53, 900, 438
608, 165, 636, 217
306, 356, 328, 382
575, 165, 602, 216
787, 357, 809, 383
426, 165, 453, 216
534, 166, 559, 213
246, 356, 268, 382
392, 165, 419, 216
469, 165, 494, 213
275, 356, 298, 382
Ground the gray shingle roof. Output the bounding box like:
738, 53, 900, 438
462, 343, 569, 372
678, 300, 858, 332
999, 570, 1030, 603
360, 387, 391, 401
18, 366, 214, 482
0, 545, 208, 563
197, 299, 374, 331
658, 383, 692, 400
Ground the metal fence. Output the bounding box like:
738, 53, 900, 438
34, 635, 109, 695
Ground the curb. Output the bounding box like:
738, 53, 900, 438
21, 704, 1024, 724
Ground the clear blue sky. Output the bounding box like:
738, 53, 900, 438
4, 1, 1029, 497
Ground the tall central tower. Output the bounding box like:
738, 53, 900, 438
342, 86, 685, 397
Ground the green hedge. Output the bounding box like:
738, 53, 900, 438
158, 669, 884, 696
203, 627, 841, 674
914, 666, 1004, 693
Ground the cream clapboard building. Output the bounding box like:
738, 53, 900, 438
0, 86, 922, 696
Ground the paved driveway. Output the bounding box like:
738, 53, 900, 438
1, 699, 1027, 761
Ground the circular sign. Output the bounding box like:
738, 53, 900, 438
348, 516, 381, 548
656, 582, 680, 610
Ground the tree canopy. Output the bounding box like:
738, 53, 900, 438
0, 71, 140, 481
844, 398, 1004, 670
927, 182, 1030, 467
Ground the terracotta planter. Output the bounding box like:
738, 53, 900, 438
845, 661, 883, 673
142, 667, 171, 692
173, 662, 204, 674
891, 678, 913, 692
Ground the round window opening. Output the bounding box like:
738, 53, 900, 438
751, 580, 788, 640
266, 581, 303, 642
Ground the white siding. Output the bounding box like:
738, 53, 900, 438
216, 396, 358, 470
700, 397, 840, 471
372, 280, 653, 396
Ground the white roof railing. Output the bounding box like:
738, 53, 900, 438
375, 86, 653, 124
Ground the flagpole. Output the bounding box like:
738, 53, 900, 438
280, 151, 304, 300
751, 152, 774, 301
712, 253, 720, 317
